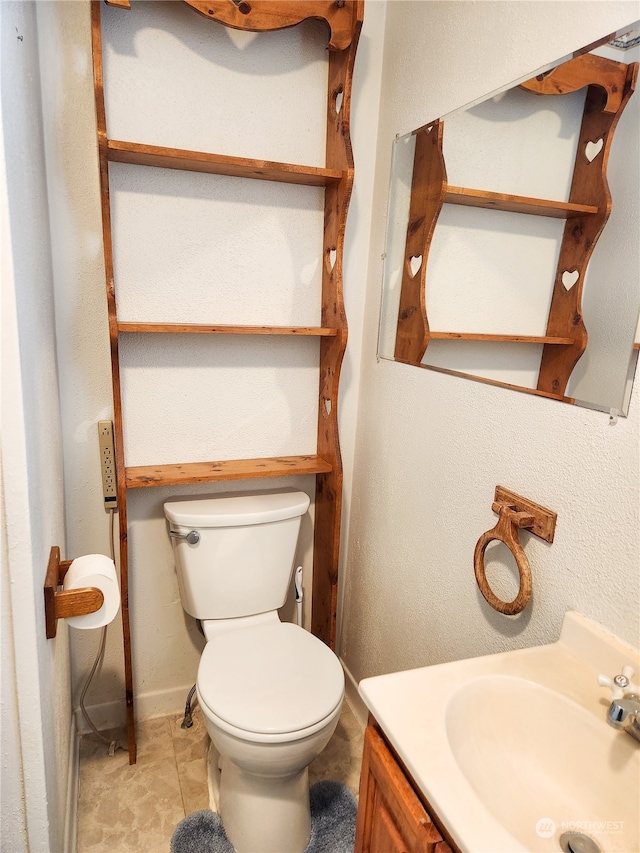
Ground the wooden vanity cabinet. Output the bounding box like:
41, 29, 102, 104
355, 722, 456, 853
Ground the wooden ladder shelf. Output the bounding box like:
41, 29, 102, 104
91, 0, 364, 763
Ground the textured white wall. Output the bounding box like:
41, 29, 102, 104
35, 0, 124, 728
40, 0, 383, 725
1, 502, 28, 853
336, 1, 388, 648
35, 0, 639, 736
1, 2, 72, 849
341, 1, 640, 683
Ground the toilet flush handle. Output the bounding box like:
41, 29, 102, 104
169, 529, 200, 545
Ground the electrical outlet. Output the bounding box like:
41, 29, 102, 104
98, 420, 118, 509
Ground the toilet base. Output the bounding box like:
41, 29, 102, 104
219, 755, 311, 853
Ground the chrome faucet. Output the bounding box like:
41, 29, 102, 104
598, 667, 640, 744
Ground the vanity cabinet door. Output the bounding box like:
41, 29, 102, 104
355, 724, 449, 853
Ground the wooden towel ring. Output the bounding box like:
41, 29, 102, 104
473, 488, 557, 616
474, 504, 534, 615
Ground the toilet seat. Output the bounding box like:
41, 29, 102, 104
197, 621, 344, 736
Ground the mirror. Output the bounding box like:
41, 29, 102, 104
378, 24, 640, 416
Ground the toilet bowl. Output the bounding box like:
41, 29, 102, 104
196, 619, 344, 853
164, 490, 345, 853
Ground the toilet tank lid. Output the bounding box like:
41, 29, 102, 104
164, 489, 310, 528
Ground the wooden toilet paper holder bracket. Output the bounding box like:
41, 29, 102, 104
473, 487, 557, 616
44, 546, 104, 639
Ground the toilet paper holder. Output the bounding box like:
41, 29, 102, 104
44, 546, 105, 638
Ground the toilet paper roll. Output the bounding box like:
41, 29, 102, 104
62, 554, 120, 629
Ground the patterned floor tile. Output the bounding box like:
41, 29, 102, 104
77, 699, 364, 850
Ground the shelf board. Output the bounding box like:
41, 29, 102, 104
125, 455, 333, 488
430, 332, 575, 345
444, 186, 599, 219
117, 322, 338, 336
107, 140, 343, 187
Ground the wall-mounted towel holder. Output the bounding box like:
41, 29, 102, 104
44, 546, 104, 638
474, 486, 557, 615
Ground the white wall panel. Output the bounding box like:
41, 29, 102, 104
342, 1, 640, 682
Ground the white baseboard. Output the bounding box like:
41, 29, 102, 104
63, 713, 78, 853
340, 659, 368, 728
74, 697, 125, 734
133, 683, 197, 722
75, 683, 197, 734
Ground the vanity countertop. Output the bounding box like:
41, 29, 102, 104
359, 612, 640, 853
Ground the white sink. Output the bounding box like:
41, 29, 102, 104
447, 676, 639, 852
359, 612, 640, 853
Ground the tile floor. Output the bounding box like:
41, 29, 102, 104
76, 700, 365, 852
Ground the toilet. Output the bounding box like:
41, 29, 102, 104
164, 489, 345, 853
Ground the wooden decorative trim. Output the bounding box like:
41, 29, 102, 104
106, 0, 362, 51
520, 53, 636, 114
117, 323, 338, 336
311, 3, 363, 649
107, 140, 343, 186
537, 60, 637, 395
395, 123, 445, 365
125, 455, 333, 488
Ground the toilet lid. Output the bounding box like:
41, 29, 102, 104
198, 622, 344, 735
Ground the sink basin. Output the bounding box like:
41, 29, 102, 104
446, 676, 640, 852
359, 612, 640, 853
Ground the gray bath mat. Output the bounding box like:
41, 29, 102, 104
171, 780, 357, 853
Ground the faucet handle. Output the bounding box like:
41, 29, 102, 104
598, 666, 639, 699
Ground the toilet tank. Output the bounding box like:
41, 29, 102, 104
164, 490, 310, 620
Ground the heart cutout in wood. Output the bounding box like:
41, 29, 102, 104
409, 255, 422, 277
585, 138, 604, 163
328, 248, 337, 271
335, 90, 343, 115
562, 269, 579, 290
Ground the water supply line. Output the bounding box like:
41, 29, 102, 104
294, 566, 303, 628
181, 684, 197, 729
78, 507, 123, 755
